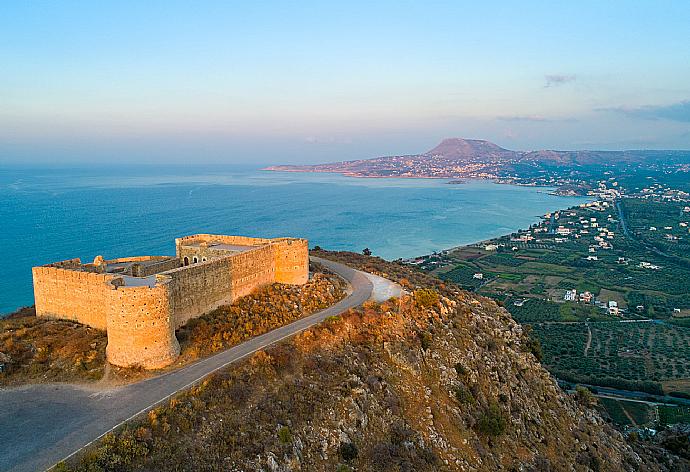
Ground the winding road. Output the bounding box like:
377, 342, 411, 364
0, 257, 401, 472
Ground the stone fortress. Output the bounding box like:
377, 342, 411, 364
32, 235, 309, 369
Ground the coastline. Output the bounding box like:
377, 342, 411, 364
1, 169, 588, 315
263, 167, 589, 196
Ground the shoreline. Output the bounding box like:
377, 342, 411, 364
263, 168, 589, 196
0, 172, 589, 316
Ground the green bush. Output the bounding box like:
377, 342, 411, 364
454, 384, 475, 404
574, 385, 595, 407
454, 362, 468, 376
339, 441, 358, 461
414, 289, 440, 308
477, 402, 507, 437
521, 327, 543, 362
278, 426, 292, 444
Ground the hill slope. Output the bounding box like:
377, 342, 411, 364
64, 252, 687, 471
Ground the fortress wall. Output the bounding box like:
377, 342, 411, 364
166, 244, 278, 328
166, 256, 236, 328
176, 234, 273, 249
31, 235, 309, 370
177, 245, 229, 264
32, 266, 113, 330
104, 256, 181, 277
105, 282, 179, 369
106, 256, 171, 263
175, 234, 273, 259
227, 244, 277, 299
273, 238, 309, 285
133, 258, 181, 277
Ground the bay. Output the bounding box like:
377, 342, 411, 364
0, 166, 588, 314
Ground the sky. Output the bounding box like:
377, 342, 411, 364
1, 0, 690, 166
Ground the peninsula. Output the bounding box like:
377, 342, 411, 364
265, 138, 690, 195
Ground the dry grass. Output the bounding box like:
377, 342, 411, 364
1, 264, 346, 386
0, 307, 108, 386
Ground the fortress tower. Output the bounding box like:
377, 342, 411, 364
32, 235, 309, 369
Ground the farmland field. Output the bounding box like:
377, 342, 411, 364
419, 198, 690, 395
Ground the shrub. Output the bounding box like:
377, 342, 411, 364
454, 384, 475, 404
278, 425, 292, 444
414, 289, 440, 308
574, 385, 595, 407
521, 327, 543, 362
454, 362, 468, 376
339, 441, 358, 461
477, 402, 507, 437
418, 331, 433, 351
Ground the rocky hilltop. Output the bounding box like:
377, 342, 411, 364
424, 138, 516, 162
64, 252, 688, 471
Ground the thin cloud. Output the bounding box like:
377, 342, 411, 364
497, 115, 550, 122
544, 74, 576, 87
496, 115, 578, 123
599, 100, 690, 123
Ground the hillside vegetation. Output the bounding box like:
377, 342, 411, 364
0, 264, 344, 386
62, 252, 688, 471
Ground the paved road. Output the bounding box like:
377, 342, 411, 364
0, 257, 397, 472
560, 381, 690, 407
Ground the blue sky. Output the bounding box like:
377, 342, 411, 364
1, 1, 689, 165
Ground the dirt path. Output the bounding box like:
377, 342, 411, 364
584, 322, 592, 356
620, 404, 639, 427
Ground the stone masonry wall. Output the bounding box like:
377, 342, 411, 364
273, 238, 309, 285
32, 264, 114, 330
227, 245, 277, 300
31, 235, 309, 369
175, 234, 273, 252
166, 244, 276, 328
105, 281, 180, 369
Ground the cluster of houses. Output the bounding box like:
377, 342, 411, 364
639, 261, 662, 270
587, 181, 622, 201
637, 183, 690, 203
563, 288, 594, 304
563, 288, 620, 315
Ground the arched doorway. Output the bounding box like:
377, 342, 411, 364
183, 256, 189, 266
193, 256, 198, 263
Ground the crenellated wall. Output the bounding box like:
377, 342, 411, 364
31, 234, 309, 369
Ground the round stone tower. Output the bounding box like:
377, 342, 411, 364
105, 278, 180, 369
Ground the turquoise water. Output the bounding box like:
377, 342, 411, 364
0, 166, 588, 314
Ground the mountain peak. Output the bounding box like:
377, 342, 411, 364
424, 138, 514, 160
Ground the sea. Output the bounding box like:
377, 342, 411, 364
0, 165, 589, 315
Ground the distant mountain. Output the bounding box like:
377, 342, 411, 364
424, 138, 516, 161
264, 138, 690, 179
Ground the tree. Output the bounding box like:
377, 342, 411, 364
362, 248, 372, 256
339, 442, 358, 461
574, 385, 596, 407
477, 402, 507, 437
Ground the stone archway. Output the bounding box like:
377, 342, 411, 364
183, 256, 189, 266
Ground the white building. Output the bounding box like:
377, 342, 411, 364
608, 301, 619, 316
